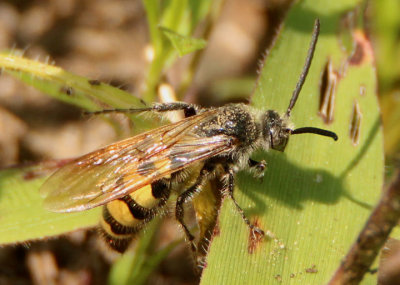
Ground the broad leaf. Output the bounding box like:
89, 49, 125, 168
201, 1, 383, 284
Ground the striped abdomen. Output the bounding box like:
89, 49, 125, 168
100, 178, 170, 252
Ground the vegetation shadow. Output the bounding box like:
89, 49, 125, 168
237, 151, 344, 216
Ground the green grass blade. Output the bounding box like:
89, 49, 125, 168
108, 219, 175, 285
160, 27, 207, 57
160, 0, 188, 33
0, 52, 156, 133
201, 1, 383, 284
142, 0, 213, 102
188, 0, 213, 30
0, 164, 100, 244
143, 0, 162, 55
0, 52, 143, 109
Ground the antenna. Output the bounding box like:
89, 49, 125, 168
286, 19, 320, 118
285, 20, 338, 142
291, 127, 338, 141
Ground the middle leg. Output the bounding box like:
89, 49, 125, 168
224, 167, 265, 236
175, 164, 213, 251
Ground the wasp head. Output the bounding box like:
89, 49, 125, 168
261, 109, 338, 153
258, 20, 337, 153
262, 110, 291, 152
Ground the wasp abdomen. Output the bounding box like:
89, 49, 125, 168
99, 179, 170, 252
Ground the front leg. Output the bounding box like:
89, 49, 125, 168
248, 159, 267, 179
153, 102, 198, 117
86, 102, 198, 118
225, 167, 265, 236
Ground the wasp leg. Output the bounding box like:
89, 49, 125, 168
225, 167, 265, 237
248, 159, 266, 179
153, 102, 197, 117
176, 166, 211, 252
86, 102, 198, 117
248, 158, 266, 170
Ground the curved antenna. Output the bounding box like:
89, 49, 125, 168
291, 127, 338, 141
286, 19, 320, 118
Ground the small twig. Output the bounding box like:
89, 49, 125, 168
328, 171, 400, 284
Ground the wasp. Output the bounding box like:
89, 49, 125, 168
40, 19, 337, 253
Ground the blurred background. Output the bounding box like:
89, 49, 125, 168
0, 0, 399, 284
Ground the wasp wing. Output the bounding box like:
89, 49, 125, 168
40, 110, 233, 212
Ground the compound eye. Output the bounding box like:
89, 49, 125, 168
270, 129, 289, 152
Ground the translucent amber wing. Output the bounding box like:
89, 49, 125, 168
40, 110, 232, 212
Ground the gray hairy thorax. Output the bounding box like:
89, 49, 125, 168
195, 104, 263, 164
